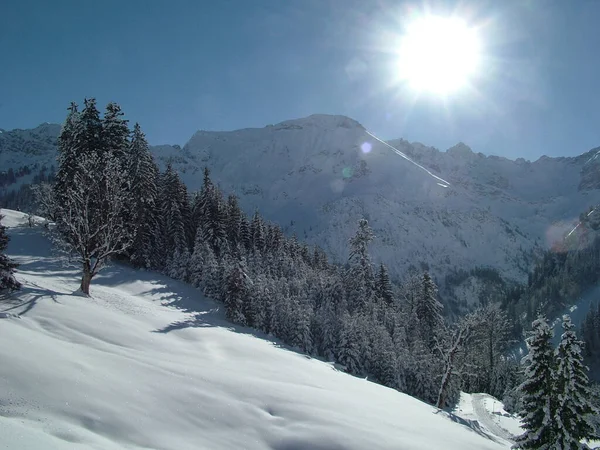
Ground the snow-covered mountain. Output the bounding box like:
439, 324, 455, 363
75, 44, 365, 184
0, 209, 512, 449
2, 115, 599, 296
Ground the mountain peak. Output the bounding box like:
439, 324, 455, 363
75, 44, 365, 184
447, 142, 474, 157
274, 114, 363, 130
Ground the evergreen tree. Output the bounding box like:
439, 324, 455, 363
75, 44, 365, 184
553, 315, 597, 449
102, 102, 129, 164
224, 259, 248, 325
251, 210, 265, 253
346, 219, 375, 313
376, 263, 394, 306
337, 314, 362, 374
415, 272, 444, 350
202, 190, 227, 258
158, 164, 188, 265
54, 102, 80, 208
239, 215, 251, 252
0, 214, 20, 291
225, 194, 242, 250
127, 123, 160, 268
514, 316, 556, 450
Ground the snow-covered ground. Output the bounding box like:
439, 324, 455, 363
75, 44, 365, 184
453, 393, 600, 450
0, 209, 510, 449
453, 392, 522, 445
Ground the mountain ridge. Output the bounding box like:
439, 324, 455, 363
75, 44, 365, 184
1, 114, 598, 309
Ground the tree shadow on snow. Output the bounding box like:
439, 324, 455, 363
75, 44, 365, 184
0, 283, 61, 316
438, 410, 504, 444
90, 265, 307, 357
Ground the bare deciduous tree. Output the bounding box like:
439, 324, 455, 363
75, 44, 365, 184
56, 153, 132, 295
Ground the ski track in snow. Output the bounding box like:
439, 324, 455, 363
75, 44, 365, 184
471, 394, 515, 443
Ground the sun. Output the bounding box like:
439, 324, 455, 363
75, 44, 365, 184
396, 15, 481, 95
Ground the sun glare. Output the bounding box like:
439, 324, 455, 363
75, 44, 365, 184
397, 15, 480, 95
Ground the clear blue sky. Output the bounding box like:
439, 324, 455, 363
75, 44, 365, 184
1, 0, 600, 159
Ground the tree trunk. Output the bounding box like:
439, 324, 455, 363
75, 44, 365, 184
80, 261, 92, 295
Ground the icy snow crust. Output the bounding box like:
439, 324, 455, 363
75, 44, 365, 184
0, 209, 508, 450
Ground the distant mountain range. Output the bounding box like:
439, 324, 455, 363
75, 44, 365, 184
2, 115, 599, 307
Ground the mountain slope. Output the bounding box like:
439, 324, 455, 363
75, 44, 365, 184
0, 209, 508, 449
1, 116, 598, 292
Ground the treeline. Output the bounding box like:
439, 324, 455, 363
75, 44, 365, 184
581, 303, 600, 381
500, 220, 600, 337
0, 166, 55, 211
0, 166, 32, 187
37, 98, 518, 408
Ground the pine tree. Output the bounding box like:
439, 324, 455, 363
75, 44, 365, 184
226, 194, 242, 252
202, 191, 227, 258
414, 272, 444, 350
224, 259, 247, 325
102, 102, 129, 164
127, 123, 160, 268
337, 314, 362, 374
514, 316, 556, 450
346, 219, 375, 313
251, 210, 265, 253
239, 215, 251, 252
54, 102, 80, 208
158, 164, 188, 265
0, 214, 20, 291
553, 315, 597, 449
376, 263, 394, 306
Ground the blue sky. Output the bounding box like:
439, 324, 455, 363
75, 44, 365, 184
1, 0, 600, 159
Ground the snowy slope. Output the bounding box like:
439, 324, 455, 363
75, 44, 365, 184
0, 123, 59, 169
1, 116, 599, 291
0, 209, 508, 450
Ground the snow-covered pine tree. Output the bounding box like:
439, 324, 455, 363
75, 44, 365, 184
202, 190, 227, 258
158, 164, 188, 266
175, 175, 193, 250
54, 102, 80, 209
127, 123, 160, 268
370, 324, 397, 387
376, 263, 394, 306
75, 98, 104, 158
415, 272, 444, 350
553, 315, 597, 449
250, 210, 265, 254
290, 300, 314, 354
102, 102, 129, 165
405, 338, 439, 404
167, 248, 191, 282
225, 194, 242, 252
337, 313, 362, 375
239, 215, 251, 253
223, 258, 248, 325
244, 274, 266, 330
514, 316, 556, 450
0, 214, 20, 291
345, 219, 375, 313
